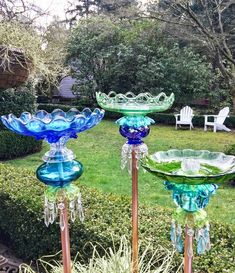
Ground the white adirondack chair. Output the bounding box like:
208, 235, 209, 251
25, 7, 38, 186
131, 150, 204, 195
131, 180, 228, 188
204, 107, 231, 132
175, 106, 194, 130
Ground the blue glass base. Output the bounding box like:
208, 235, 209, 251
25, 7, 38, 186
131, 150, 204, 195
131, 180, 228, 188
36, 160, 83, 187
165, 181, 218, 212
119, 125, 150, 145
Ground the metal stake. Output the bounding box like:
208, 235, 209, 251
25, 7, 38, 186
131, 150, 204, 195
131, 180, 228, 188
132, 148, 138, 273
60, 199, 72, 273
184, 225, 194, 273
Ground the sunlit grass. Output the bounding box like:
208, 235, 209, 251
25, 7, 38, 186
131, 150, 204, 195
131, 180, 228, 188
5, 120, 235, 226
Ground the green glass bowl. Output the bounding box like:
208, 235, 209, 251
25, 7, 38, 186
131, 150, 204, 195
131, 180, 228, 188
142, 149, 235, 185
96, 91, 174, 116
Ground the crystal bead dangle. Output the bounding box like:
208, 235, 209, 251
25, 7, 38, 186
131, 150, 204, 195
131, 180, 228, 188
121, 143, 148, 174
176, 224, 183, 253
77, 192, 84, 222
58, 202, 65, 231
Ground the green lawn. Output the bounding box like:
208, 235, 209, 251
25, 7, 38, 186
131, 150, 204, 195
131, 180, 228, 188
5, 120, 235, 226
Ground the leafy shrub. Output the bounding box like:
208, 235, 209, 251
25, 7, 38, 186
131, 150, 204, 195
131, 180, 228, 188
224, 143, 235, 156
0, 87, 37, 129
0, 164, 235, 272
67, 18, 214, 105
0, 87, 42, 159
0, 131, 42, 160
224, 144, 235, 185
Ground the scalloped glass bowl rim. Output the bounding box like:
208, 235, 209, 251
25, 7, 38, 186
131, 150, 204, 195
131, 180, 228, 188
96, 91, 174, 115
142, 149, 235, 180
1, 108, 105, 125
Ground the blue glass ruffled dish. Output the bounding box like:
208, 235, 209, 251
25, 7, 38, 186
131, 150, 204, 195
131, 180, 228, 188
1, 108, 105, 143
1, 107, 105, 228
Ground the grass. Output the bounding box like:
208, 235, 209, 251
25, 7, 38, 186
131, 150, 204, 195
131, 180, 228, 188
20, 237, 180, 273
4, 120, 235, 226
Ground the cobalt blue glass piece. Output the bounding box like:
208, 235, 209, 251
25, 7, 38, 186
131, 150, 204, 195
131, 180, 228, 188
1, 108, 105, 143
119, 125, 150, 145
164, 181, 218, 212
36, 160, 83, 187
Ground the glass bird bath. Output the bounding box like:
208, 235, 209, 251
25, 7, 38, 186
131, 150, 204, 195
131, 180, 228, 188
96, 91, 174, 273
1, 108, 104, 273
142, 149, 235, 273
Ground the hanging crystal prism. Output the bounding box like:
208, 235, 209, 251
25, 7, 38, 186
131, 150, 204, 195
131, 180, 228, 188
186, 228, 194, 257
58, 202, 65, 231
176, 224, 183, 253
170, 220, 176, 246
121, 143, 148, 174
77, 192, 85, 222
196, 224, 211, 255
69, 200, 76, 222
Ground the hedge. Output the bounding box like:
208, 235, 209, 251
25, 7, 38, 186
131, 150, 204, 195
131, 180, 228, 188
0, 131, 42, 160
38, 103, 235, 128
0, 164, 235, 272
0, 87, 37, 130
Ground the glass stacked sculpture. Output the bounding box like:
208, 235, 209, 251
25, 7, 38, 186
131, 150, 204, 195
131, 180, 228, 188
1, 108, 104, 229
142, 149, 235, 255
96, 92, 174, 172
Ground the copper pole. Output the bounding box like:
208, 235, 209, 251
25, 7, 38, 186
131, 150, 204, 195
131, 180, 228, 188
60, 199, 72, 273
184, 225, 194, 273
132, 148, 138, 273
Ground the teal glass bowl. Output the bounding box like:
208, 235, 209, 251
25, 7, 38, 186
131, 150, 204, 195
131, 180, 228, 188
96, 91, 174, 116
142, 149, 235, 185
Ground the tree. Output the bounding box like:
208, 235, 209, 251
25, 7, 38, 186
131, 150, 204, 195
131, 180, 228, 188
67, 17, 214, 105
0, 0, 47, 25
145, 0, 235, 112
65, 0, 139, 26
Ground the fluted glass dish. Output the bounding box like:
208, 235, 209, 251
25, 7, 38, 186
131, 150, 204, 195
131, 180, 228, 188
96, 91, 174, 115
1, 108, 105, 143
142, 149, 235, 185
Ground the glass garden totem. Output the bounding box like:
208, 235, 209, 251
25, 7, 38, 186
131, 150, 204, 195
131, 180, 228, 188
1, 108, 104, 273
142, 149, 235, 273
96, 91, 174, 273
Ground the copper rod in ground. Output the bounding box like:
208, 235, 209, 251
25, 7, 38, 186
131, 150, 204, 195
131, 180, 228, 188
132, 148, 138, 273
60, 200, 72, 273
184, 225, 194, 273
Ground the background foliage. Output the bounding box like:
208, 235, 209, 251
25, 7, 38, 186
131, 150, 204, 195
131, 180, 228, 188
0, 86, 42, 159
67, 17, 214, 106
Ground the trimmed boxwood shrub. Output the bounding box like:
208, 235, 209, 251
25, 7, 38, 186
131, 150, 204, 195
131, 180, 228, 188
0, 164, 235, 272
0, 87, 37, 129
0, 87, 42, 159
0, 131, 42, 160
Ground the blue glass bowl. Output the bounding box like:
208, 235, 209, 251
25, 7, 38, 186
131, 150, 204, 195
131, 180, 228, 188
1, 108, 105, 143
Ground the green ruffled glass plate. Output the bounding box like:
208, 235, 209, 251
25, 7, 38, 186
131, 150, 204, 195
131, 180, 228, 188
142, 149, 235, 185
96, 91, 174, 115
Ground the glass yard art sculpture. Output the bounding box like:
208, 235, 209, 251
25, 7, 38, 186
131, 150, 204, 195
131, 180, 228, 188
1, 108, 105, 273
142, 149, 235, 273
96, 91, 174, 273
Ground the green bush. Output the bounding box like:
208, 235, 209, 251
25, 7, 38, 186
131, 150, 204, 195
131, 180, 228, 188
0, 87, 42, 159
0, 164, 235, 272
224, 144, 235, 185
0, 131, 42, 160
224, 143, 235, 156
0, 87, 37, 118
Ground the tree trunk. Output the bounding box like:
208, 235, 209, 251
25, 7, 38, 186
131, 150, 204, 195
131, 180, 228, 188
231, 72, 235, 114
232, 92, 235, 114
